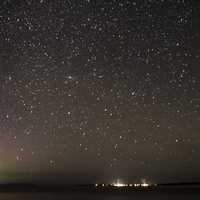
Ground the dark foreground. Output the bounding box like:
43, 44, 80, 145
0, 185, 200, 200
0, 191, 200, 200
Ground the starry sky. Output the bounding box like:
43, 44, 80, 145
0, 0, 200, 185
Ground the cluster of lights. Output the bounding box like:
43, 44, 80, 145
134, 183, 149, 187
112, 183, 128, 187
95, 180, 153, 188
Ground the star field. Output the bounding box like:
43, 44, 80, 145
0, 0, 200, 184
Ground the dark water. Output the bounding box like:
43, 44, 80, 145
1, 193, 200, 200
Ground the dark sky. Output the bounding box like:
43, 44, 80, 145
0, 0, 200, 185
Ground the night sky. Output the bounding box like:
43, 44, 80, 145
0, 0, 200, 185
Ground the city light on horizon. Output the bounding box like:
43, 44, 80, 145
113, 182, 126, 187
95, 178, 154, 188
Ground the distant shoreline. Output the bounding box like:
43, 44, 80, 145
0, 183, 200, 194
